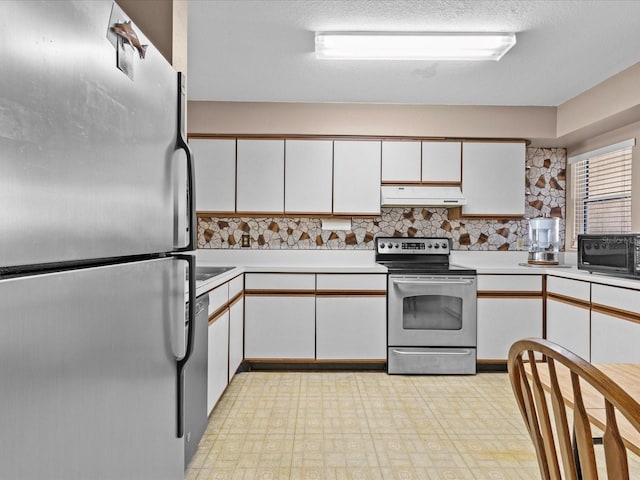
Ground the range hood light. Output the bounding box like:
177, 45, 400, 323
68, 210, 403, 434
315, 32, 516, 61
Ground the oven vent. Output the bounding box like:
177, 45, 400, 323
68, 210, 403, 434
380, 186, 467, 207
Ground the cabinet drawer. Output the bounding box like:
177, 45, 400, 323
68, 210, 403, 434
477, 275, 542, 293
547, 276, 590, 302
316, 274, 386, 292
228, 275, 244, 299
591, 284, 640, 316
245, 273, 315, 291
208, 283, 229, 316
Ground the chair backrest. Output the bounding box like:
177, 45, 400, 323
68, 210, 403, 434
508, 338, 640, 480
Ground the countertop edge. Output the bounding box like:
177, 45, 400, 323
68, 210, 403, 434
193, 262, 640, 294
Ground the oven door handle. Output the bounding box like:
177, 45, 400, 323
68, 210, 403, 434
391, 349, 473, 356
392, 279, 474, 286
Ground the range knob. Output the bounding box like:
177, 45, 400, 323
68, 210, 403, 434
434, 243, 440, 249
427, 243, 433, 248
441, 242, 448, 249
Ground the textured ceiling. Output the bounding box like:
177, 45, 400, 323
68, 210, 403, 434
187, 0, 640, 106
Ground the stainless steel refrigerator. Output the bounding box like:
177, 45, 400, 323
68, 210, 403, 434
0, 2, 196, 479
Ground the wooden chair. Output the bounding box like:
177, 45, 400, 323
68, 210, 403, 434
508, 338, 640, 479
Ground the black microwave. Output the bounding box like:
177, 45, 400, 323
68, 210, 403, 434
577, 234, 640, 278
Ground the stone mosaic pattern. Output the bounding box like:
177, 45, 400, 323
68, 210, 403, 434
197, 147, 566, 251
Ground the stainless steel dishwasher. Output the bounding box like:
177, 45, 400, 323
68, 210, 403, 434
184, 293, 209, 468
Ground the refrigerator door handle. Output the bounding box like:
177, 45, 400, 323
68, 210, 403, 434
173, 252, 195, 438
174, 71, 196, 253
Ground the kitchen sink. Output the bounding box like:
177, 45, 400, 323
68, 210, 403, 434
194, 266, 235, 281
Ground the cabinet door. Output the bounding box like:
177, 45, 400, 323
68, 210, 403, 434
461, 142, 525, 216
421, 141, 461, 183
477, 298, 542, 360
546, 298, 590, 360
228, 296, 244, 382
190, 139, 236, 213
333, 141, 381, 215
236, 139, 284, 214
285, 140, 333, 214
244, 295, 315, 359
207, 309, 229, 415
381, 141, 421, 183
316, 296, 386, 360
591, 312, 640, 363
591, 283, 640, 363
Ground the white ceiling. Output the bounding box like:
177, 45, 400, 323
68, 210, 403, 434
187, 0, 640, 107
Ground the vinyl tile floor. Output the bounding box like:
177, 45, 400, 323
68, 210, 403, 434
184, 371, 640, 480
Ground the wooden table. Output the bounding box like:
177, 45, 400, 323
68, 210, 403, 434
529, 363, 640, 456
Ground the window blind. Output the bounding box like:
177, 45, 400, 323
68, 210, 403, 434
571, 143, 633, 247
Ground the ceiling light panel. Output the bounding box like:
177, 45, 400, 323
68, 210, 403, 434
315, 32, 516, 61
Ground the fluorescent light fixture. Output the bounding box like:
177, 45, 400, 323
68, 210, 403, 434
315, 32, 516, 61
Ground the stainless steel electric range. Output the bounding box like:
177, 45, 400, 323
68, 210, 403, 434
375, 236, 477, 375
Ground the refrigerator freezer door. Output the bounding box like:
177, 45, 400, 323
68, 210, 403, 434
0, 258, 185, 480
0, 1, 182, 268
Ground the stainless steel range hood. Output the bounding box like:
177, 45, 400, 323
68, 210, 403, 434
381, 186, 467, 207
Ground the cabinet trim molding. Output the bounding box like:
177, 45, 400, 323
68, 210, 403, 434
316, 290, 387, 297
547, 292, 591, 310
188, 133, 531, 144
229, 292, 244, 307
245, 357, 386, 364
208, 306, 229, 326
477, 291, 542, 298
592, 303, 640, 324
245, 290, 316, 297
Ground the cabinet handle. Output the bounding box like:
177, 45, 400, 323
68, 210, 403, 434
172, 253, 195, 439
174, 72, 196, 253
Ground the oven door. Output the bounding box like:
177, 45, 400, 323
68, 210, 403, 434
388, 275, 477, 347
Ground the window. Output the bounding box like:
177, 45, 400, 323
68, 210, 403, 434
569, 139, 634, 247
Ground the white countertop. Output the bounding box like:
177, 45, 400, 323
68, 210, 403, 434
193, 249, 640, 294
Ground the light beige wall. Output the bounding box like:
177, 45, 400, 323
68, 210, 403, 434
187, 101, 558, 145
557, 62, 640, 148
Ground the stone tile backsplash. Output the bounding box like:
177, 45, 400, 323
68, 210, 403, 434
198, 147, 566, 251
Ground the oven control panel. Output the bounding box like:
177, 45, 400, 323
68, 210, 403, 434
375, 237, 450, 255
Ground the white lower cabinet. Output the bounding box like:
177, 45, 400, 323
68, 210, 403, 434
228, 297, 244, 382
546, 298, 591, 360
545, 277, 591, 360
591, 311, 640, 363
316, 296, 386, 360
591, 283, 640, 363
477, 297, 543, 360
207, 310, 229, 415
476, 275, 543, 362
227, 275, 244, 382
244, 295, 316, 359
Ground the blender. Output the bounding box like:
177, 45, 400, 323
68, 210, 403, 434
528, 217, 560, 265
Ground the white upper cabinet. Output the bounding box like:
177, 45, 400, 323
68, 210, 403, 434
461, 142, 525, 217
190, 139, 236, 213
333, 140, 381, 215
236, 139, 285, 214
381, 141, 421, 183
285, 140, 333, 214
421, 141, 461, 183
